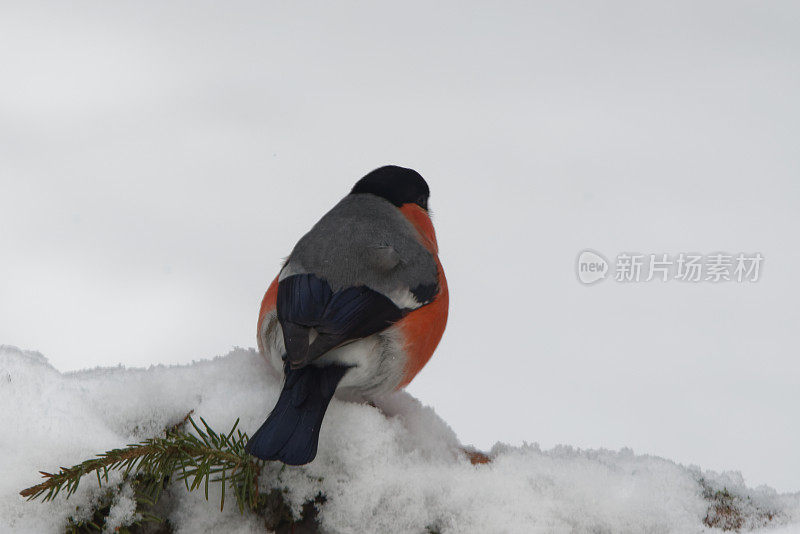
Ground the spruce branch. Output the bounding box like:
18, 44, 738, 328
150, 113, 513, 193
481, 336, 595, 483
20, 417, 264, 513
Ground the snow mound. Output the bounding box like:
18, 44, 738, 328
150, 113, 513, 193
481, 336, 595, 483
2, 344, 798, 533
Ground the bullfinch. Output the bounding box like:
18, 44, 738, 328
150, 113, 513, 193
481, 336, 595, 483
246, 165, 448, 465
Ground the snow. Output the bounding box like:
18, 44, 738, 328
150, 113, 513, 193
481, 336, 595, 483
2, 344, 799, 533
103, 481, 141, 532
3, 0, 800, 495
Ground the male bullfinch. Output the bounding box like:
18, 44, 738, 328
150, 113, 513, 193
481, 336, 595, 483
246, 165, 448, 465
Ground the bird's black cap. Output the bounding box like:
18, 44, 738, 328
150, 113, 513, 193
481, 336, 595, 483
350, 165, 430, 210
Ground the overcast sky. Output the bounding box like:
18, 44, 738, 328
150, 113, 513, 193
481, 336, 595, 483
2, 1, 799, 492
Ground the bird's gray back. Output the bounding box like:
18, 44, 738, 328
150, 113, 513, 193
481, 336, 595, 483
283, 194, 437, 300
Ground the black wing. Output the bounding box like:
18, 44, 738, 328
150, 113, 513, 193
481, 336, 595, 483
277, 273, 405, 368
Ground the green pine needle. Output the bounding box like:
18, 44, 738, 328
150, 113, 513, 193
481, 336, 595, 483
20, 417, 263, 514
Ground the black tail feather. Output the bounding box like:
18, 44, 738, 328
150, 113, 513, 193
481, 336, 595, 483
246, 364, 348, 465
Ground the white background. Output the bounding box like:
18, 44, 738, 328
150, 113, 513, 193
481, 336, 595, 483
2, 2, 798, 491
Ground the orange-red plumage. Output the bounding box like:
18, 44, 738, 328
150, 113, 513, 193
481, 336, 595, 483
256, 275, 279, 355
395, 203, 448, 387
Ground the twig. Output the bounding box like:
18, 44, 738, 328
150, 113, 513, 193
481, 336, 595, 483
20, 417, 262, 514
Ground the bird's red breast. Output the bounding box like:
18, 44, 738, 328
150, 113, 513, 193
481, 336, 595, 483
256, 274, 279, 355
394, 203, 449, 387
